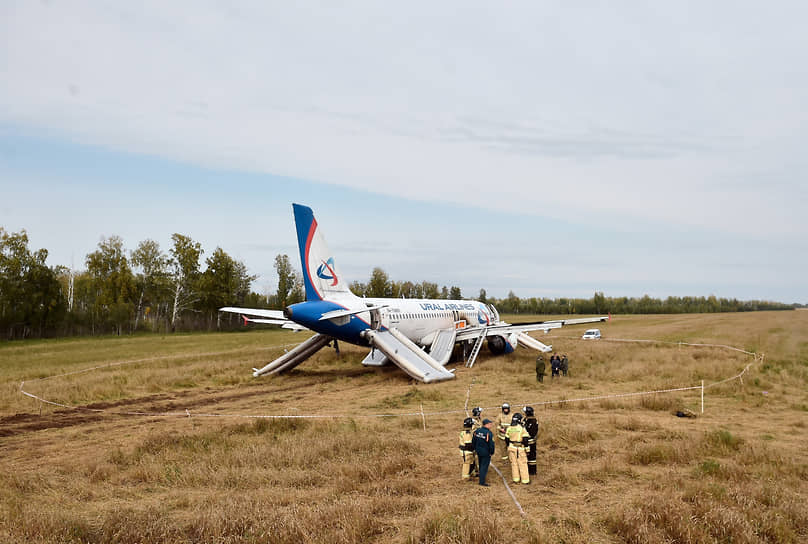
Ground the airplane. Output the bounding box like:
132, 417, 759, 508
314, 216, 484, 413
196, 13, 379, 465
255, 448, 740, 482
220, 204, 609, 383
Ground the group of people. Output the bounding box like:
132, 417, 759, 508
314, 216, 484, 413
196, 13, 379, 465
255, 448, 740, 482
535, 353, 569, 381
459, 403, 539, 486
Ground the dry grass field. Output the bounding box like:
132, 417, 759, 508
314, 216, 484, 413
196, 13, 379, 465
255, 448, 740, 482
1, 311, 806, 543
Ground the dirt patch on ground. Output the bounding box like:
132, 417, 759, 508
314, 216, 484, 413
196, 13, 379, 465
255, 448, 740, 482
2, 373, 337, 439
0, 410, 106, 438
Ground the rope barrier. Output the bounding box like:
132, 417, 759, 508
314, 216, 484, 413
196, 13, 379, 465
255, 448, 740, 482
18, 337, 758, 421
490, 464, 526, 518
463, 377, 476, 416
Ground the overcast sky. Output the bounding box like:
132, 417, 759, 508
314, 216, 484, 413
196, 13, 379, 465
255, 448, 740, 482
1, 2, 806, 303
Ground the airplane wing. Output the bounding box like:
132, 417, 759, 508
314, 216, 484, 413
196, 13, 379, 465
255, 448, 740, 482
455, 315, 609, 342
219, 307, 309, 331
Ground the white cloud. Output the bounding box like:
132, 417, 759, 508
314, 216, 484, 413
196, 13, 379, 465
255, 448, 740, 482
1, 2, 806, 301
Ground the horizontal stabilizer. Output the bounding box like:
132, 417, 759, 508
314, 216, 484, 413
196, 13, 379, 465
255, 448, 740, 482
246, 317, 291, 325
220, 307, 286, 320
318, 305, 387, 321
361, 329, 455, 383
242, 316, 308, 331
219, 306, 309, 331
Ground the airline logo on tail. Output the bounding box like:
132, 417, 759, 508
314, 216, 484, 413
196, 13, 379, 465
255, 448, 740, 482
316, 257, 338, 286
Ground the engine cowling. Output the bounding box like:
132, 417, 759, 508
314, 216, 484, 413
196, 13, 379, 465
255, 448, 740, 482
487, 333, 517, 355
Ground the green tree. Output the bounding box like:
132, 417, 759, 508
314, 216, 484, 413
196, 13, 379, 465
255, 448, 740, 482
169, 234, 203, 331
86, 235, 136, 335
131, 239, 170, 331
449, 286, 462, 300
349, 280, 367, 297
274, 254, 295, 309
0, 228, 66, 338
420, 281, 439, 299
288, 275, 305, 304
200, 247, 256, 328
367, 267, 391, 298
593, 291, 606, 314
478, 288, 487, 304
399, 281, 417, 298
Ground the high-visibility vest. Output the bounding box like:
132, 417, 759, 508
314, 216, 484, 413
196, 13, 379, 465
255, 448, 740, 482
506, 424, 528, 448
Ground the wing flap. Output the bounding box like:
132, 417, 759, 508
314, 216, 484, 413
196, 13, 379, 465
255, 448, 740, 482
220, 307, 286, 320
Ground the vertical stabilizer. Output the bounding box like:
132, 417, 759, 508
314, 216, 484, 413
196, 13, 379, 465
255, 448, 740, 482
293, 204, 353, 302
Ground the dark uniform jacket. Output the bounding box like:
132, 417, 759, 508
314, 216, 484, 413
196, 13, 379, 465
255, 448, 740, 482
472, 427, 495, 457
524, 417, 539, 442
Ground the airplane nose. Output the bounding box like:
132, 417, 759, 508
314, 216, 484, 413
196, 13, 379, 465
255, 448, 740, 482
283, 306, 293, 319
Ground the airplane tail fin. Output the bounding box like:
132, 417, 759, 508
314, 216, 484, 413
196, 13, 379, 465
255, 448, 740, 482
293, 203, 354, 302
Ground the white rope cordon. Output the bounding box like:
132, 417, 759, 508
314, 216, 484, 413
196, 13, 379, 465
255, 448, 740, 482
463, 377, 476, 416
556, 335, 757, 356
490, 464, 526, 517
17, 337, 759, 421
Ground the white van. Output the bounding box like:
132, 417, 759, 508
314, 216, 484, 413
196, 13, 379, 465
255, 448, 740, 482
582, 328, 601, 340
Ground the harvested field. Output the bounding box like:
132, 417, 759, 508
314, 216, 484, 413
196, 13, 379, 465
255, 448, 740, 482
1, 312, 806, 543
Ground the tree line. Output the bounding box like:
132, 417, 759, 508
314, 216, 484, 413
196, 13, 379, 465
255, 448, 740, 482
0, 227, 800, 340
349, 268, 799, 315
0, 228, 265, 339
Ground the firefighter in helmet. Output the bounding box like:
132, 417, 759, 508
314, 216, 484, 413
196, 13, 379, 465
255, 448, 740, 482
497, 403, 512, 460
471, 407, 483, 431
522, 406, 539, 476
505, 412, 530, 484
459, 417, 476, 480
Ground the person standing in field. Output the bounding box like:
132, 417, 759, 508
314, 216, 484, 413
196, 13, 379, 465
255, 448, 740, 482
505, 413, 530, 484
536, 354, 546, 382
473, 419, 496, 486
458, 417, 476, 481
471, 407, 483, 431
522, 406, 539, 476
551, 354, 561, 378
497, 403, 512, 460
561, 354, 569, 376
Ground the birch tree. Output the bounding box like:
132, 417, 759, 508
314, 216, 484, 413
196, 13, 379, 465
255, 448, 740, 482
131, 239, 169, 331
169, 233, 203, 331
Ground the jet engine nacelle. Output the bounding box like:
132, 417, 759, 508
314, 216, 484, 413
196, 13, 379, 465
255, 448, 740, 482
487, 333, 517, 355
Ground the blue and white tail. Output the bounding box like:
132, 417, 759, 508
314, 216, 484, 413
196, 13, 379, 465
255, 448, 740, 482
293, 204, 355, 302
